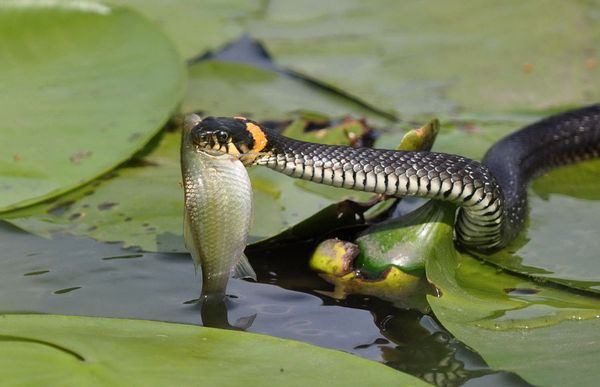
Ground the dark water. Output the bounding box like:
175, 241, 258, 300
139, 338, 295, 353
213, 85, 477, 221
0, 222, 528, 386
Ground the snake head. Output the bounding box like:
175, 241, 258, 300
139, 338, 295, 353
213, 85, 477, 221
189, 116, 269, 164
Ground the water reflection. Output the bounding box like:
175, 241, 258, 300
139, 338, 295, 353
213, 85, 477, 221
197, 295, 256, 331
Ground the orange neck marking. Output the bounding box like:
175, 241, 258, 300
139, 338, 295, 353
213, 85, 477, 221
245, 122, 268, 153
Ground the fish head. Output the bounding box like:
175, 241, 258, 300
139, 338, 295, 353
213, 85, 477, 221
185, 115, 270, 165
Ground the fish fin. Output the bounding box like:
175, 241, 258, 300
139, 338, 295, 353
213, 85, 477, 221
232, 253, 257, 281
183, 211, 200, 273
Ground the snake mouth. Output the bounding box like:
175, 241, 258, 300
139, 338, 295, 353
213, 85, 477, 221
196, 148, 238, 161
198, 148, 224, 155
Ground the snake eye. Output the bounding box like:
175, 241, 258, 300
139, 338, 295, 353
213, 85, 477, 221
191, 128, 207, 145
217, 130, 229, 143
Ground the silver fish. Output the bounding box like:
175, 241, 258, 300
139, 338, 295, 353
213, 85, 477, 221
181, 114, 256, 300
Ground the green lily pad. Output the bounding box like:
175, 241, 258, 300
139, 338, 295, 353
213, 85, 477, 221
533, 159, 600, 200
3, 131, 185, 252
473, 189, 600, 294
184, 60, 390, 123
109, 0, 264, 60
250, 1, 600, 116
0, 1, 185, 212
424, 217, 600, 386
0, 314, 427, 386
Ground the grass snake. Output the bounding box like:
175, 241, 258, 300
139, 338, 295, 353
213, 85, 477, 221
189, 105, 600, 252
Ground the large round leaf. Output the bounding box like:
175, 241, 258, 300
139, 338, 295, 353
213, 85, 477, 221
249, 0, 600, 116
0, 314, 426, 386
0, 1, 185, 212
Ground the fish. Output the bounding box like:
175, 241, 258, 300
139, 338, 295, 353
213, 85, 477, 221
180, 113, 256, 301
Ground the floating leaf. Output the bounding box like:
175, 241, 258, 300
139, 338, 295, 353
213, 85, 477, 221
183, 60, 390, 123
425, 223, 600, 386
533, 159, 600, 201
0, 314, 427, 386
250, 1, 600, 116
472, 191, 600, 294
0, 1, 185, 212
110, 0, 264, 59
3, 131, 185, 252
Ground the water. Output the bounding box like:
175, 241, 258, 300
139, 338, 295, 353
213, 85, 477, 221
0, 222, 527, 386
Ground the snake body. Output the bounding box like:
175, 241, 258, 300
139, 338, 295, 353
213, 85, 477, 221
190, 105, 600, 252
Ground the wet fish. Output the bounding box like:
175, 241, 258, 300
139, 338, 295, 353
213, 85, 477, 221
181, 114, 256, 300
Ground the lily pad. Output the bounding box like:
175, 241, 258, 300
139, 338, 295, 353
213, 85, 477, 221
109, 0, 264, 59
3, 132, 185, 252
184, 59, 390, 123
0, 1, 185, 212
473, 191, 600, 293
424, 217, 600, 386
0, 314, 427, 386
533, 159, 600, 200
250, 1, 600, 116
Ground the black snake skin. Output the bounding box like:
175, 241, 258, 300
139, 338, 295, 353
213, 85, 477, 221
252, 105, 600, 251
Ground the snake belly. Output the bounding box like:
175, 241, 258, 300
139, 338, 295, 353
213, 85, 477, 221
248, 105, 600, 251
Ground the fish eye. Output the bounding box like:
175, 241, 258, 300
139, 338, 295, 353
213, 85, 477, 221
217, 130, 229, 143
